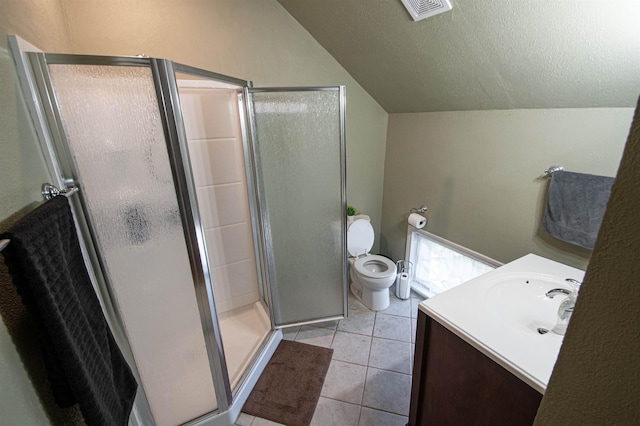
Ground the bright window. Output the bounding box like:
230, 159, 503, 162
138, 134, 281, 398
407, 231, 500, 298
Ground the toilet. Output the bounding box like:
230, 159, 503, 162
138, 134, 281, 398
347, 218, 397, 311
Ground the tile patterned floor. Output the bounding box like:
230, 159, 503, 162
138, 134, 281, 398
237, 289, 424, 426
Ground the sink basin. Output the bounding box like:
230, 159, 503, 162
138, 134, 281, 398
482, 273, 572, 333
419, 254, 585, 393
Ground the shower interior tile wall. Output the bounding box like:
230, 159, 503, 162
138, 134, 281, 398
180, 85, 260, 313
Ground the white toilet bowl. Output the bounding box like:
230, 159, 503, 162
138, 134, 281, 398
347, 219, 397, 311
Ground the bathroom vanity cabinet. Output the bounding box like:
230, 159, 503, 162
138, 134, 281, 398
409, 311, 543, 425
408, 254, 585, 425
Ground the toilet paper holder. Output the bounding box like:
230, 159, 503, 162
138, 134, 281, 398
410, 205, 428, 214
396, 260, 413, 275
395, 260, 413, 300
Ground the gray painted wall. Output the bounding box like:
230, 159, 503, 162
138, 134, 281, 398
0, 0, 81, 423
277, 0, 640, 112
534, 101, 640, 425
382, 108, 634, 269
60, 0, 389, 252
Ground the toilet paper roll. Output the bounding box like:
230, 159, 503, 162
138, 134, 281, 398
408, 213, 427, 229
396, 272, 411, 299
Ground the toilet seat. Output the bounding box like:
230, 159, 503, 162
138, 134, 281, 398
347, 219, 375, 257
354, 255, 396, 279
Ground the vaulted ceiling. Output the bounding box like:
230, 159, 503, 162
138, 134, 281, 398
277, 0, 640, 113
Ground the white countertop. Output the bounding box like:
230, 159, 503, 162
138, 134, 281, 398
419, 253, 585, 394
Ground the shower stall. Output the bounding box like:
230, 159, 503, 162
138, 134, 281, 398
15, 48, 346, 426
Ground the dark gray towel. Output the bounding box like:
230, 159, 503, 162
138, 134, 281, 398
0, 196, 137, 426
542, 171, 614, 249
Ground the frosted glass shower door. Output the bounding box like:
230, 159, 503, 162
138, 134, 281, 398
249, 88, 347, 327
31, 56, 220, 426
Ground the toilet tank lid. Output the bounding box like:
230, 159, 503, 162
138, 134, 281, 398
347, 219, 374, 256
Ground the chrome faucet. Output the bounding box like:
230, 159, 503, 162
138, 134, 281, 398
545, 288, 572, 298
546, 278, 582, 335
565, 278, 582, 287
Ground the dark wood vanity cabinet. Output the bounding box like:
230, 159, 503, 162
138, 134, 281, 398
409, 311, 543, 426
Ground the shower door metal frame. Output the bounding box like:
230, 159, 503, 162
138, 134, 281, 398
23, 52, 155, 425
23, 52, 234, 419
151, 59, 234, 409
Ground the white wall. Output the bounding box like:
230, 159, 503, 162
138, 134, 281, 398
382, 108, 634, 269
180, 84, 261, 313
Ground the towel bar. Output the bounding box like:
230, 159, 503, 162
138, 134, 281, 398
42, 183, 79, 200
0, 183, 79, 253
544, 165, 564, 177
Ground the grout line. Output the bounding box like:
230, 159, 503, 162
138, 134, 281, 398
329, 357, 411, 376
211, 257, 253, 269
328, 328, 337, 349
197, 181, 244, 189
203, 221, 250, 232
188, 136, 239, 143
321, 395, 361, 407
319, 396, 409, 420
376, 310, 413, 319
359, 311, 377, 408
359, 402, 410, 418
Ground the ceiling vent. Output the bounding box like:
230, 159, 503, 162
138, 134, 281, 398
400, 0, 453, 21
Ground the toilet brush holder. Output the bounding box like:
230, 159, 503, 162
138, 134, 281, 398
395, 260, 413, 300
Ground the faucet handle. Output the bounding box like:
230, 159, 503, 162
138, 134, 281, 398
565, 278, 582, 292
545, 288, 572, 298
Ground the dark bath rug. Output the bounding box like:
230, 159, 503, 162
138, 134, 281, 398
242, 340, 333, 426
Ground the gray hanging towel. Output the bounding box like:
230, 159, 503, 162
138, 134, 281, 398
542, 171, 614, 249
0, 196, 137, 426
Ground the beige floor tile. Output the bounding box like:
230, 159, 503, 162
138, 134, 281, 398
295, 325, 335, 348
331, 331, 372, 365
281, 325, 300, 341
359, 407, 408, 426
338, 311, 376, 336
251, 417, 285, 426
309, 320, 339, 330
368, 337, 412, 374
235, 412, 255, 425
310, 397, 361, 426
383, 293, 412, 317
411, 317, 417, 343
321, 360, 367, 405
348, 294, 370, 313
362, 368, 411, 416
411, 297, 424, 319
373, 313, 412, 342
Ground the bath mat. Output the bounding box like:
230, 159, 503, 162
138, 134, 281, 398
242, 340, 333, 426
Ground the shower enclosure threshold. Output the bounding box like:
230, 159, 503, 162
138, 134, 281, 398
218, 302, 271, 390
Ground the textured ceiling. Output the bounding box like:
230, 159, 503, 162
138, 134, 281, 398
277, 0, 640, 113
